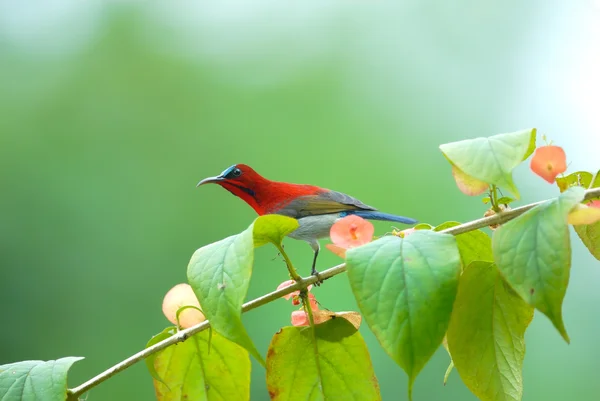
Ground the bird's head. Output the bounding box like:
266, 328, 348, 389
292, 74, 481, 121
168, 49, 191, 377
197, 164, 266, 212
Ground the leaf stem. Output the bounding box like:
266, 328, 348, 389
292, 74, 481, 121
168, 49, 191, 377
276, 244, 302, 282
174, 305, 204, 331
67, 186, 600, 398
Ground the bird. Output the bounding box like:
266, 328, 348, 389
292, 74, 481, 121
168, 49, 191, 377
197, 164, 417, 278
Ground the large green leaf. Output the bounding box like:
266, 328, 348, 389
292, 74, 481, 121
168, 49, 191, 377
266, 318, 380, 401
439, 128, 536, 198
0, 357, 83, 401
434, 221, 493, 268
345, 231, 461, 399
253, 214, 299, 247
492, 186, 585, 342
557, 170, 600, 260
447, 262, 534, 401
147, 327, 250, 401
187, 226, 264, 365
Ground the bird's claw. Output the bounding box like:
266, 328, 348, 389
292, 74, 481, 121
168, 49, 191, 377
311, 269, 324, 286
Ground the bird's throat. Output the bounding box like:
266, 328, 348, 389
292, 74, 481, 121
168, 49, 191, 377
220, 182, 264, 214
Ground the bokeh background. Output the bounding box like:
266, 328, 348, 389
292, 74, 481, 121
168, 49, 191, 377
1, 1, 600, 400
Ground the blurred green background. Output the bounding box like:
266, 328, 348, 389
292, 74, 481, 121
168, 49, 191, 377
1, 1, 600, 400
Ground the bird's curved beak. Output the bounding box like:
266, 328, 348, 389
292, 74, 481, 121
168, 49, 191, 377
196, 175, 224, 187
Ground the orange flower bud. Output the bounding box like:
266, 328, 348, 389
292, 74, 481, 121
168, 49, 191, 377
162, 283, 205, 329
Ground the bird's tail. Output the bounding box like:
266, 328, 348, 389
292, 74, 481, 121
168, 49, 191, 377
341, 210, 417, 225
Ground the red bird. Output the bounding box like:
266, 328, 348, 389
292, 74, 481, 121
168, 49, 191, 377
197, 164, 417, 276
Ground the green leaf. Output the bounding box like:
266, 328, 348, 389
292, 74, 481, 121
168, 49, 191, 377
345, 231, 461, 399
447, 262, 534, 401
266, 318, 380, 401
253, 214, 299, 247
187, 225, 264, 366
440, 128, 536, 199
413, 223, 434, 230
492, 186, 586, 342
557, 170, 600, 260
149, 328, 250, 401
497, 196, 516, 205
555, 170, 594, 193
145, 327, 177, 387
0, 357, 83, 401
434, 221, 493, 268
574, 222, 600, 260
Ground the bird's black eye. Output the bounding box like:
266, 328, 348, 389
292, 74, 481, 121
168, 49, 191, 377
221, 165, 243, 179
231, 168, 242, 177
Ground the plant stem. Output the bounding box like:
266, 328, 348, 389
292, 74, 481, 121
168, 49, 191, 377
276, 243, 302, 282
67, 186, 600, 398
490, 184, 501, 212
302, 290, 324, 390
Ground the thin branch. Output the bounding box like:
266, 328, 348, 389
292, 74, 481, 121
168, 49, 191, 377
440, 186, 599, 236
68, 268, 343, 397
68, 186, 600, 398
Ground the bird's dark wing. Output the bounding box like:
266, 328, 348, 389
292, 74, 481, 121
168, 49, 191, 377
275, 190, 376, 218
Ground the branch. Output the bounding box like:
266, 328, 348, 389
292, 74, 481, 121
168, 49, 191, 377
68, 186, 600, 398
68, 267, 342, 398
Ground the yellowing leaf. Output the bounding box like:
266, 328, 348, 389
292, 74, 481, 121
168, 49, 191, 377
440, 128, 536, 198
555, 171, 594, 193
312, 310, 362, 330
266, 318, 380, 400
253, 214, 299, 247
557, 171, 600, 260
148, 328, 251, 401
451, 165, 489, 196
568, 204, 600, 225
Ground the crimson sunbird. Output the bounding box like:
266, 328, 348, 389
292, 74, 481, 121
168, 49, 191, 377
197, 164, 417, 277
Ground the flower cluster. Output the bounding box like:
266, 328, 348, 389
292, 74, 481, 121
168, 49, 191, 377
277, 279, 361, 329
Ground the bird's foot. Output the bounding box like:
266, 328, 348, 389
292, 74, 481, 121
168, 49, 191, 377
311, 268, 324, 286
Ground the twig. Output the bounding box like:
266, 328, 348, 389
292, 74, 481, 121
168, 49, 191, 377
440, 187, 599, 236
68, 186, 600, 398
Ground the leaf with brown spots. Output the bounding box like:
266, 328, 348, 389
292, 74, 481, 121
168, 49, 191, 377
492, 186, 585, 342
266, 318, 380, 401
